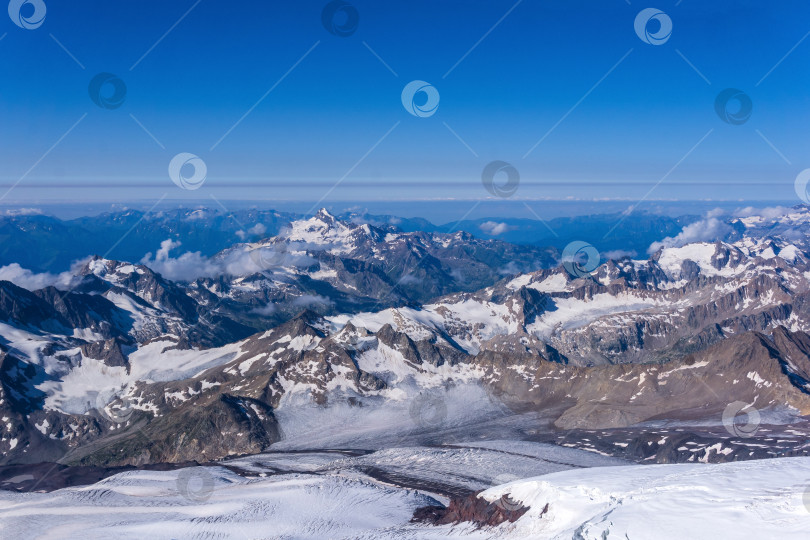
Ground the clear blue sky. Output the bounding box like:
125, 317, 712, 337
1, 0, 809, 211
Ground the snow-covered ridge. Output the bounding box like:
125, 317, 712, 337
480, 457, 810, 539
283, 208, 365, 255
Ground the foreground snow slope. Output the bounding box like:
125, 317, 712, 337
482, 457, 810, 539
0, 467, 435, 540
1, 456, 808, 539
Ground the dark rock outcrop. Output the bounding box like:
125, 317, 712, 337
412, 491, 534, 527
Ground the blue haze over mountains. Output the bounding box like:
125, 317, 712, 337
0, 207, 696, 273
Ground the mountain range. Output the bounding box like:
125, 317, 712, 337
0, 206, 692, 273
2, 206, 810, 471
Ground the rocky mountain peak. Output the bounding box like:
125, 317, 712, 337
315, 208, 336, 222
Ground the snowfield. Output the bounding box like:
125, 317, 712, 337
0, 467, 435, 539
480, 457, 810, 539
1, 456, 808, 539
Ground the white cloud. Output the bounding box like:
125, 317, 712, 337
449, 268, 466, 282
140, 239, 318, 282
479, 221, 512, 236
497, 261, 522, 275
348, 215, 386, 228
291, 294, 334, 308
397, 274, 422, 285
1, 208, 43, 216
240, 245, 316, 275
603, 249, 638, 260
648, 216, 732, 253
236, 223, 268, 241
140, 240, 221, 282
0, 263, 80, 291
733, 205, 793, 219
250, 304, 277, 316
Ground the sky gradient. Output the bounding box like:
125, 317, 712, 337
1, 0, 809, 214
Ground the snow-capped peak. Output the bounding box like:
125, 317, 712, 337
315, 208, 336, 222
81, 257, 145, 282
283, 214, 353, 252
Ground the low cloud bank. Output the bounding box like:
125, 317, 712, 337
0, 262, 83, 291
141, 239, 316, 282
648, 216, 732, 253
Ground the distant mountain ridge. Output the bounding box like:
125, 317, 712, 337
0, 206, 696, 273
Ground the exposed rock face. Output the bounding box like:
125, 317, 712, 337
74, 257, 256, 347
80, 339, 129, 369
412, 491, 533, 527
0, 348, 28, 460
33, 285, 132, 339
375, 323, 467, 369
482, 327, 810, 430
73, 395, 280, 467
0, 281, 57, 327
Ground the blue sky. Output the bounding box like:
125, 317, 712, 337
1, 0, 809, 213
